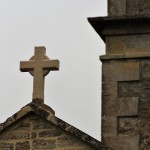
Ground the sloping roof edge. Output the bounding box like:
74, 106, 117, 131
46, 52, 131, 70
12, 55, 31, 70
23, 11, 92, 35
0, 100, 112, 150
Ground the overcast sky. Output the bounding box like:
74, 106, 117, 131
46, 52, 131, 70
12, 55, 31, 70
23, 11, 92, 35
0, 0, 107, 140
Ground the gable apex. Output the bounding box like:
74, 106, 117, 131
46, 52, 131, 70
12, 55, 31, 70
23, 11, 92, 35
0, 100, 112, 150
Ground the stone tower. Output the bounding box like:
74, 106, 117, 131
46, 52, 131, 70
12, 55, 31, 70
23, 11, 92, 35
89, 0, 150, 150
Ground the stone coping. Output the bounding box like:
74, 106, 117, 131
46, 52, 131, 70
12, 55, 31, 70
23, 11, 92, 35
0, 101, 112, 150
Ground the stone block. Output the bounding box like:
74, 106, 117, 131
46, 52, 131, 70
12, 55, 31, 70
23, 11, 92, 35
102, 95, 118, 116
125, 35, 150, 53
102, 83, 117, 96
32, 118, 53, 130
16, 141, 30, 150
140, 135, 150, 149
106, 36, 124, 55
102, 60, 139, 82
102, 116, 117, 136
138, 119, 150, 134
127, 0, 150, 16
141, 60, 150, 80
84, 147, 96, 150
118, 116, 139, 136
32, 139, 56, 149
0, 132, 30, 140
118, 81, 140, 97
108, 0, 126, 16
57, 135, 83, 148
39, 129, 62, 137
117, 97, 139, 116
102, 136, 139, 150
140, 81, 150, 102
31, 132, 37, 139
11, 119, 30, 131
126, 0, 139, 16
139, 102, 150, 118
104, 24, 150, 40
103, 97, 139, 117
108, 0, 150, 16
106, 35, 150, 55
0, 143, 14, 150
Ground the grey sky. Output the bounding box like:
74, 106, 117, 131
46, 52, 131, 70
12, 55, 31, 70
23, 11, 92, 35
0, 0, 107, 140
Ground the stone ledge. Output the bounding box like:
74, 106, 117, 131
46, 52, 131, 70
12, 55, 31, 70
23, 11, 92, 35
100, 53, 150, 60
88, 16, 150, 42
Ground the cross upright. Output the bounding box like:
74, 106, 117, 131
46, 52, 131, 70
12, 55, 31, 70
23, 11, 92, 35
20, 46, 59, 103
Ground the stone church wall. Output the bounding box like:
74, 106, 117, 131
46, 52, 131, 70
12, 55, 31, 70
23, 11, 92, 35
0, 113, 95, 150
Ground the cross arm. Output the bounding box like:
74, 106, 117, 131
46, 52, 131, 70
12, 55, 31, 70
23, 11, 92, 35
20, 61, 35, 72
42, 60, 59, 70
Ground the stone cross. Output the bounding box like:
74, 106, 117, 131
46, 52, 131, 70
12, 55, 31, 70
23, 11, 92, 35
20, 46, 59, 102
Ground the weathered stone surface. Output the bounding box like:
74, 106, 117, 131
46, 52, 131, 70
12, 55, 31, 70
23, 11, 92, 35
32, 139, 56, 149
108, 0, 150, 16
102, 59, 140, 150
118, 81, 140, 97
102, 60, 139, 82
16, 141, 30, 150
139, 101, 150, 118
102, 95, 118, 116
57, 136, 83, 147
11, 119, 30, 131
126, 0, 150, 16
108, 0, 126, 16
141, 60, 150, 80
39, 129, 62, 137
118, 116, 139, 136
31, 132, 37, 139
103, 136, 139, 150
102, 83, 117, 96
102, 117, 117, 136
33, 118, 53, 130
0, 143, 14, 150
140, 135, 150, 149
117, 97, 139, 116
106, 36, 124, 55
0, 132, 30, 140
106, 35, 150, 55
136, 119, 150, 134
101, 46, 150, 150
